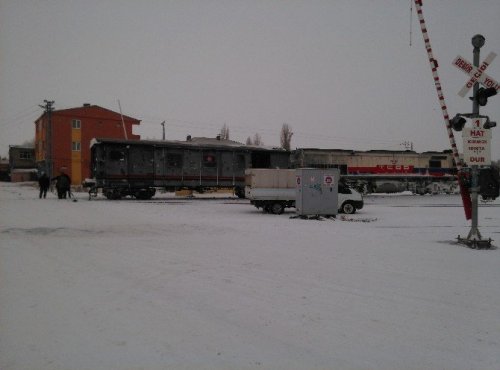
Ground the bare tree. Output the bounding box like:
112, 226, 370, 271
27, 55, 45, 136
246, 136, 253, 145
253, 133, 263, 146
219, 123, 230, 140
280, 123, 293, 151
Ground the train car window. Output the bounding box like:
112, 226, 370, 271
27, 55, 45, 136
138, 149, 153, 162
167, 154, 183, 168
236, 154, 246, 169
251, 152, 271, 168
429, 160, 441, 168
203, 154, 217, 168
109, 150, 125, 161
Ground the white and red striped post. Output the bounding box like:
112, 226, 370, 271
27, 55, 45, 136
413, 0, 472, 219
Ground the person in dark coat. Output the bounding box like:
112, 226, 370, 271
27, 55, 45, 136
38, 172, 50, 199
52, 172, 71, 199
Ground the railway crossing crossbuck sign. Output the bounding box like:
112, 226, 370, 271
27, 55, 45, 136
452, 52, 499, 97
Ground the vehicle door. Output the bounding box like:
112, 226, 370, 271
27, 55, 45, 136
183, 149, 201, 187
103, 145, 128, 181
201, 150, 218, 186
219, 151, 236, 186
128, 145, 154, 186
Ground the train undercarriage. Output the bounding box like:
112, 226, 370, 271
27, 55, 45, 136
342, 174, 458, 195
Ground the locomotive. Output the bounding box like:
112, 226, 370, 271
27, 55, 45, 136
292, 148, 456, 193
88, 137, 290, 199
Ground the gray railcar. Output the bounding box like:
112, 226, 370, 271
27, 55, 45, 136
89, 138, 290, 199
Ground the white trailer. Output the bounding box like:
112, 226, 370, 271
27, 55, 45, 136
245, 169, 364, 215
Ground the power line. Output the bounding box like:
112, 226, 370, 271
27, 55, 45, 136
0, 104, 40, 122
0, 107, 41, 129
138, 116, 407, 149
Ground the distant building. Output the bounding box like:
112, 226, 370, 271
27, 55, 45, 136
0, 157, 9, 181
9, 145, 37, 182
35, 104, 140, 185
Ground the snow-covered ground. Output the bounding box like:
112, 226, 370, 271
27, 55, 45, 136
1, 182, 500, 370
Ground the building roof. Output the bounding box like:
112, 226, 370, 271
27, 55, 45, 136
297, 148, 452, 156
91, 137, 287, 152
9, 145, 35, 150
35, 104, 141, 123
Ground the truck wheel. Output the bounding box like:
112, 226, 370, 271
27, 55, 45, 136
341, 201, 356, 214
271, 202, 284, 215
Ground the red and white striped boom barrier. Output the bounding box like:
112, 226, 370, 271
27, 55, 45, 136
413, 0, 472, 219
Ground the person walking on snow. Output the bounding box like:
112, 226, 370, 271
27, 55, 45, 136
38, 172, 50, 199
52, 172, 71, 199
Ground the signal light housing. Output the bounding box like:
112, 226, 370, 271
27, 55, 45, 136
479, 168, 500, 200
475, 87, 497, 106
483, 119, 497, 129
450, 115, 466, 131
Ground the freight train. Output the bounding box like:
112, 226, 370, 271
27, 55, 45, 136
87, 137, 290, 199
86, 137, 457, 199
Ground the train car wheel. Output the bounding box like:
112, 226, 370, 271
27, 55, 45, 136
105, 189, 122, 200
135, 189, 154, 200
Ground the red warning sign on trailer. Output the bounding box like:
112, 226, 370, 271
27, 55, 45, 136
323, 175, 334, 185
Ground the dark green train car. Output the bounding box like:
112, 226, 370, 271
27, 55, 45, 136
88, 137, 290, 200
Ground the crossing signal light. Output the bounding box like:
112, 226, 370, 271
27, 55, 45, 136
483, 120, 497, 129
475, 87, 497, 106
479, 168, 500, 200
450, 115, 466, 131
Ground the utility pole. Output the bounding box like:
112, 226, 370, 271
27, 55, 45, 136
451, 34, 499, 248
161, 121, 166, 140
466, 35, 485, 246
39, 100, 54, 177
117, 100, 128, 140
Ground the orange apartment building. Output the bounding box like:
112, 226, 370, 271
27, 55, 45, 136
35, 104, 140, 185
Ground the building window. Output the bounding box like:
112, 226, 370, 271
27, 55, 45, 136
72, 141, 81, 151
19, 151, 32, 160
72, 119, 81, 129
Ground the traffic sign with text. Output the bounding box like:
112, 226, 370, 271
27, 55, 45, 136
462, 118, 491, 166
452, 52, 499, 97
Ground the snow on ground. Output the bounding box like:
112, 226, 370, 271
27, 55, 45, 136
1, 182, 500, 370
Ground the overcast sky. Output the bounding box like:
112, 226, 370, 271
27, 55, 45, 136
1, 0, 500, 160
